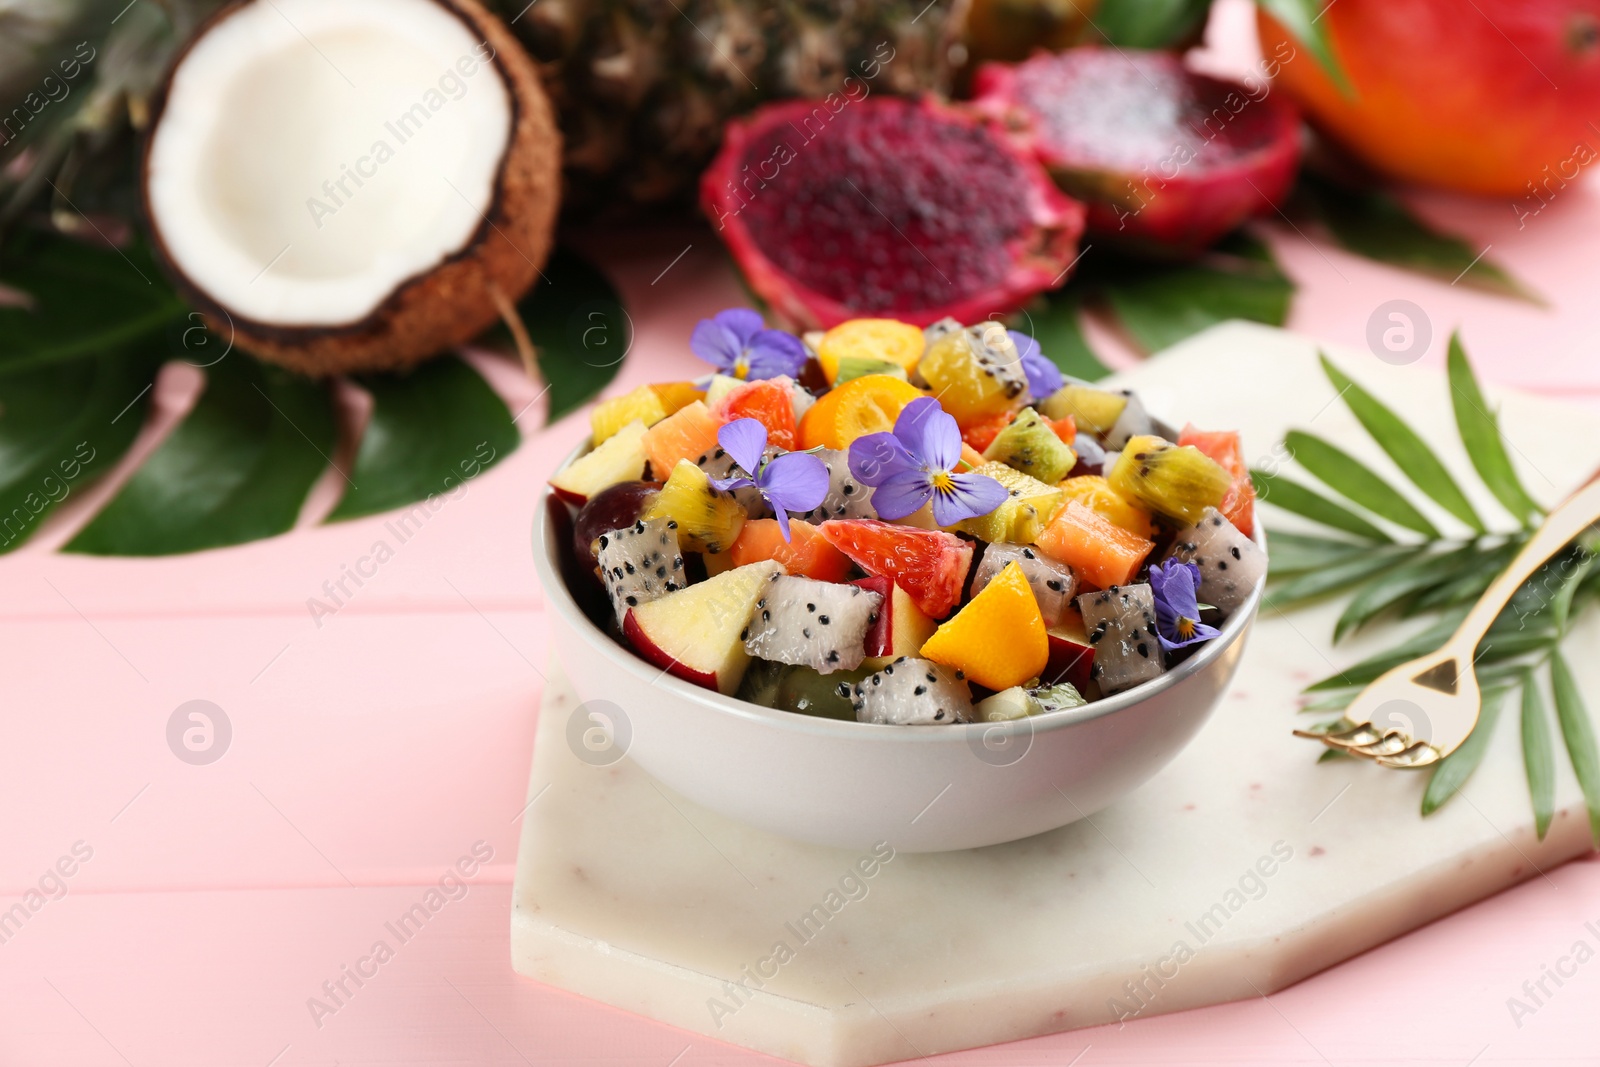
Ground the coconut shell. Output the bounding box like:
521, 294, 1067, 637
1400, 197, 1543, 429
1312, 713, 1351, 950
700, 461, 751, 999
142, 0, 561, 377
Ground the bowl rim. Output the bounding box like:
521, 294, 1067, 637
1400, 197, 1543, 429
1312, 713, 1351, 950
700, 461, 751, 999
535, 438, 1267, 745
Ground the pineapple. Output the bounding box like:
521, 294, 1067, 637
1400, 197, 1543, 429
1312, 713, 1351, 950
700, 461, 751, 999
918, 324, 1028, 425
951, 461, 1063, 544
1107, 435, 1231, 526
591, 382, 702, 444
644, 458, 747, 554
494, 0, 969, 214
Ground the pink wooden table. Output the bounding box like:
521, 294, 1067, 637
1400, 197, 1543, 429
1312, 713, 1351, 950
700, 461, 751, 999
7, 17, 1600, 1063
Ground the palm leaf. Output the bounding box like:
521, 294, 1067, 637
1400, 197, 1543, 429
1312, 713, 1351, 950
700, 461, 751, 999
1319, 353, 1484, 532
1332, 544, 1481, 642
1447, 333, 1543, 525
1550, 650, 1600, 845
1520, 674, 1556, 840
1266, 530, 1373, 575
1422, 684, 1511, 815
1263, 546, 1422, 612
1285, 430, 1440, 537
1251, 469, 1392, 542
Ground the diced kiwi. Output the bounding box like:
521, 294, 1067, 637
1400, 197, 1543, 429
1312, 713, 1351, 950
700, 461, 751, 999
983, 407, 1076, 484
1030, 681, 1087, 714
736, 660, 872, 720
834, 356, 910, 385
1039, 384, 1127, 434
1107, 435, 1231, 525
643, 459, 747, 554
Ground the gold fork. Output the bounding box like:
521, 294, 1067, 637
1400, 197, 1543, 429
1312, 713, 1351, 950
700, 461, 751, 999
1296, 476, 1600, 769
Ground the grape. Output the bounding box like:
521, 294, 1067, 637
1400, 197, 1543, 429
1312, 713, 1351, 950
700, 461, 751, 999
572, 481, 661, 570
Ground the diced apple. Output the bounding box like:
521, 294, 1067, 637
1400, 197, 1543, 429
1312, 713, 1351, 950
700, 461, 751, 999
622, 561, 783, 694
550, 420, 648, 505
854, 576, 939, 669
1042, 607, 1096, 695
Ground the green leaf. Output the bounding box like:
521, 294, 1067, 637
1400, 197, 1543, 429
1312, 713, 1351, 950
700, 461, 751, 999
1254, 0, 1353, 95
1015, 290, 1110, 382
328, 356, 517, 522
1318, 354, 1485, 533
1265, 529, 1372, 574
1520, 674, 1556, 840
1552, 547, 1599, 634
1285, 430, 1441, 537
1092, 0, 1211, 48
1298, 175, 1537, 302
1423, 684, 1511, 815
1251, 469, 1392, 542
1306, 607, 1469, 691
1299, 690, 1359, 714
1263, 546, 1422, 612
1550, 650, 1600, 845
1100, 234, 1293, 355
1447, 334, 1543, 525
0, 345, 159, 551
66, 358, 335, 555
0, 229, 186, 373
1332, 545, 1480, 642
1404, 539, 1522, 614
500, 248, 631, 424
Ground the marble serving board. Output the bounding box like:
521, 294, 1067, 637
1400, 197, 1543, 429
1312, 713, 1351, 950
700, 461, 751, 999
510, 322, 1600, 1067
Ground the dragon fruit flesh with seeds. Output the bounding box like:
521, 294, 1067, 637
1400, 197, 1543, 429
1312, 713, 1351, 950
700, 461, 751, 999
743, 573, 883, 674
596, 517, 686, 624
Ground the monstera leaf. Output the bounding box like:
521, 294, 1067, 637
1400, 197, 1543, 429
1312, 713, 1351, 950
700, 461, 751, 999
0, 229, 628, 555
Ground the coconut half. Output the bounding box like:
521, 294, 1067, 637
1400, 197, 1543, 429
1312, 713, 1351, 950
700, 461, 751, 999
143, 0, 559, 375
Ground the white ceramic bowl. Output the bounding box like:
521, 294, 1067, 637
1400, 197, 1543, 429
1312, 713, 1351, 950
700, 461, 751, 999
535, 447, 1264, 852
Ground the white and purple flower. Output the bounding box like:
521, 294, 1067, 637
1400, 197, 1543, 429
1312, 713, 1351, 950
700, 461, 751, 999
846, 397, 1008, 527
1149, 558, 1221, 651
690, 308, 808, 381
706, 418, 829, 541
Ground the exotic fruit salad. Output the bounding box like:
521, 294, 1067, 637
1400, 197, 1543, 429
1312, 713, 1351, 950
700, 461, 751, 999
548, 310, 1266, 726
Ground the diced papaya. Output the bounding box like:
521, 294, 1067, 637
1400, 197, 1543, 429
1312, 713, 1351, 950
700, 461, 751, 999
1034, 501, 1154, 590
642, 401, 721, 480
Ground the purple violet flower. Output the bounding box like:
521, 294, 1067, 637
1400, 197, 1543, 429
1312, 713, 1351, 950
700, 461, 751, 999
707, 418, 828, 541
690, 308, 807, 381
1149, 558, 1222, 652
846, 396, 1008, 527
1009, 330, 1063, 400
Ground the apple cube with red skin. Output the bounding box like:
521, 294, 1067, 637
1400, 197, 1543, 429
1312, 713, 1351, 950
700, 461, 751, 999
550, 420, 649, 506
622, 561, 783, 695
853, 575, 939, 667
1043, 608, 1096, 695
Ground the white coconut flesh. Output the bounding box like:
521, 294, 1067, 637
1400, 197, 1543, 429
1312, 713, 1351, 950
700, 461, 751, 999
146, 0, 512, 328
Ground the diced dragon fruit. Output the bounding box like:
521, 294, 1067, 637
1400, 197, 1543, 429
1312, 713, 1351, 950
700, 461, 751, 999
694, 444, 772, 519
1165, 508, 1265, 615
849, 656, 973, 725
743, 574, 883, 674
1077, 584, 1165, 695
970, 543, 1077, 627
793, 448, 876, 523
596, 517, 686, 624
